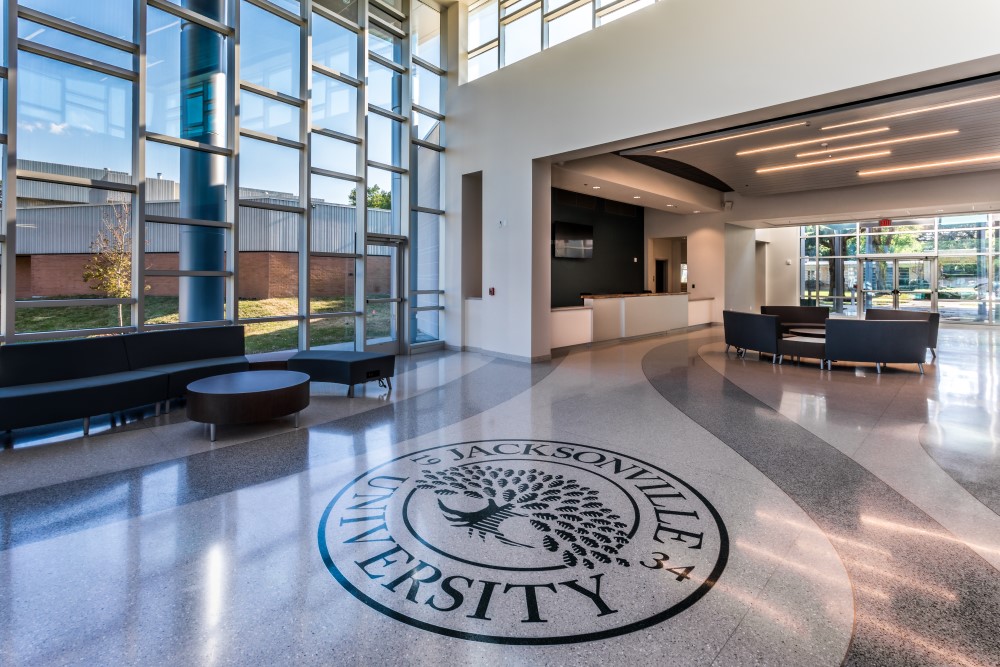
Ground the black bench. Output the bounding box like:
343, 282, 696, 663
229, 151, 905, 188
723, 310, 782, 363
288, 350, 395, 397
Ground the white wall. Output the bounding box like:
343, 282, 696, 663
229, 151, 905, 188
646, 212, 725, 321
756, 227, 801, 306
725, 225, 756, 313
444, 0, 1000, 359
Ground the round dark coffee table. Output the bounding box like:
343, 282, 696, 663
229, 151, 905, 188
186, 371, 310, 441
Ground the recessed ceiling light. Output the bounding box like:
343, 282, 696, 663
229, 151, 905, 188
693, 210, 701, 214
757, 150, 890, 174
633, 196, 641, 199
666, 204, 675, 207
858, 153, 1000, 176
822, 94, 1000, 131
592, 186, 601, 189
795, 130, 959, 158
737, 128, 890, 156
654, 121, 809, 153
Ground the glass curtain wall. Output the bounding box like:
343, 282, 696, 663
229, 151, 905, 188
798, 214, 1000, 324
0, 0, 446, 353
466, 0, 654, 81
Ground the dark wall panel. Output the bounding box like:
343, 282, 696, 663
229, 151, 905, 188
551, 188, 645, 308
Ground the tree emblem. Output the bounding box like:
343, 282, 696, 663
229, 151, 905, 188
417, 464, 632, 569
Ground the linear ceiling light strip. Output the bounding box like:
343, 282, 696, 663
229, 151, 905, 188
737, 127, 890, 156
756, 150, 891, 174
795, 130, 959, 158
821, 94, 1000, 131
858, 154, 1000, 177
654, 121, 809, 153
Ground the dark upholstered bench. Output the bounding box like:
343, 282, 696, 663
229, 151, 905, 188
779, 336, 826, 370
288, 351, 395, 397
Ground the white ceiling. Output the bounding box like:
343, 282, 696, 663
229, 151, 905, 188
621, 77, 1000, 198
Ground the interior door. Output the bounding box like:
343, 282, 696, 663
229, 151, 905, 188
364, 242, 402, 354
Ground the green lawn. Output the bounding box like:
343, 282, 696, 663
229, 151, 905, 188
16, 295, 394, 354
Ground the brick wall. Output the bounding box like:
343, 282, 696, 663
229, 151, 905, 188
13, 252, 391, 300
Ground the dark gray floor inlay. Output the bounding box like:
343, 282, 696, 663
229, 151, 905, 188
318, 439, 728, 644
642, 337, 1000, 667
920, 417, 1000, 516
0, 358, 557, 552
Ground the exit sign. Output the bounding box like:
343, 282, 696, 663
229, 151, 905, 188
879, 218, 892, 227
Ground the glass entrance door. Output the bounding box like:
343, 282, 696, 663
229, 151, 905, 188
860, 257, 936, 314
365, 243, 402, 353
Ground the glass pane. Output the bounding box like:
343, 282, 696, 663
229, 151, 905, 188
315, 0, 359, 24
240, 137, 300, 200
19, 53, 133, 178
310, 194, 356, 253
313, 13, 358, 76
598, 0, 653, 25
469, 47, 498, 81
413, 212, 440, 292
242, 320, 300, 353
312, 73, 357, 136
801, 236, 817, 257
15, 188, 135, 332
415, 147, 441, 209
15, 303, 133, 334
861, 232, 934, 254
375, 0, 403, 10
157, 0, 229, 24
503, 0, 536, 16
19, 19, 133, 69
547, 3, 592, 48
939, 255, 989, 322
143, 223, 230, 326
502, 10, 541, 66
468, 0, 498, 48
20, 0, 134, 41
310, 315, 356, 350
311, 173, 357, 206
366, 167, 401, 235
819, 235, 856, 257
370, 23, 402, 63
367, 113, 403, 167
939, 214, 990, 230
547, 0, 576, 10
411, 309, 439, 343
818, 222, 857, 235
938, 229, 991, 253
312, 133, 356, 174
815, 258, 859, 317
309, 256, 355, 312
265, 0, 300, 14
237, 207, 300, 318
413, 111, 442, 144
144, 275, 181, 325
412, 2, 441, 67
413, 65, 441, 113
241, 90, 299, 140
365, 244, 397, 344
896, 259, 934, 314
369, 60, 403, 113
147, 6, 227, 142
240, 0, 301, 98
147, 141, 229, 222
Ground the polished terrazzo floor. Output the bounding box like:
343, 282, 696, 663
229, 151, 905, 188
1, 326, 999, 666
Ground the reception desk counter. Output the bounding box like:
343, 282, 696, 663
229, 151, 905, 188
582, 293, 689, 342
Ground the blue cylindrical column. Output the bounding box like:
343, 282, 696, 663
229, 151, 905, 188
179, 0, 227, 322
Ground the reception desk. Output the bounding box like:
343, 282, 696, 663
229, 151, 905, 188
582, 293, 689, 342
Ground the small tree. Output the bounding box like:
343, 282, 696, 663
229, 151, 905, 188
83, 203, 143, 327
348, 184, 392, 210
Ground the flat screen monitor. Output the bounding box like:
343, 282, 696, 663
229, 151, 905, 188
553, 222, 593, 259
